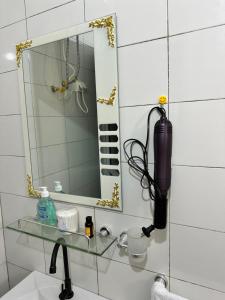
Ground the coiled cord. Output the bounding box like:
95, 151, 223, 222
123, 106, 166, 201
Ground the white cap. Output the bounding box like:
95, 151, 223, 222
40, 187, 49, 198
54, 181, 62, 192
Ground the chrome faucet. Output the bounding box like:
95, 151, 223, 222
49, 238, 74, 299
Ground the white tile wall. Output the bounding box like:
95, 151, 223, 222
0, 116, 24, 156
170, 278, 225, 300
170, 166, 225, 231
27, 1, 84, 39
85, 0, 167, 46
0, 263, 9, 297
0, 0, 224, 299
97, 258, 156, 300
0, 71, 21, 115
0, 21, 27, 73
170, 100, 225, 167
7, 263, 30, 289
0, 0, 25, 28
25, 0, 72, 17
118, 38, 168, 107
170, 27, 225, 102
170, 224, 225, 293
169, 0, 225, 35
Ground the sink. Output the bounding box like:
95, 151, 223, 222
1, 271, 107, 300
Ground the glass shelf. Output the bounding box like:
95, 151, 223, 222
7, 217, 117, 256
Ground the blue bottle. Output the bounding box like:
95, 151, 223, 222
37, 187, 49, 223
37, 187, 57, 225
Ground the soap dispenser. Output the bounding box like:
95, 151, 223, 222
37, 187, 49, 223
37, 187, 57, 225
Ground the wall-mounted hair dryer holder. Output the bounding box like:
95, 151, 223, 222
124, 99, 172, 239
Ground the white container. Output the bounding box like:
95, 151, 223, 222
56, 208, 79, 234
127, 227, 149, 256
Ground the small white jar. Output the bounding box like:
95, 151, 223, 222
56, 208, 79, 234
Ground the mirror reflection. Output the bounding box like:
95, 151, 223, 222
23, 32, 102, 198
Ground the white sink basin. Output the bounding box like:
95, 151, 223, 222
1, 271, 107, 300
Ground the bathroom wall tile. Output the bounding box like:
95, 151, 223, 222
25, 0, 72, 17
25, 83, 65, 117
0, 21, 27, 73
121, 163, 153, 219
44, 242, 98, 294
27, 0, 84, 39
0, 71, 21, 115
7, 263, 30, 289
170, 224, 225, 292
170, 166, 225, 232
4, 229, 45, 273
0, 229, 6, 265
0, 156, 26, 196
1, 194, 37, 227
0, 206, 2, 229
85, 0, 167, 46
170, 26, 225, 102
0, 0, 25, 28
95, 209, 169, 275
120, 104, 168, 163
118, 38, 168, 107
0, 263, 9, 297
169, 0, 225, 35
170, 100, 225, 167
170, 278, 225, 300
0, 116, 24, 156
33, 116, 66, 147
97, 258, 156, 300
35, 170, 70, 194
36, 144, 68, 178
25, 50, 63, 87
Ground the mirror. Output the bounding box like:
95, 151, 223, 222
18, 15, 122, 210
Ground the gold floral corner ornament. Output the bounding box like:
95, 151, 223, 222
97, 86, 117, 106
96, 183, 120, 208
89, 16, 115, 47
16, 40, 32, 67
27, 175, 41, 198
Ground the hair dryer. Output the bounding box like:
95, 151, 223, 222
124, 105, 172, 238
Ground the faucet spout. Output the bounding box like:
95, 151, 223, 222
49, 238, 74, 299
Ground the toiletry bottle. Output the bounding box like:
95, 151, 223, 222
37, 187, 49, 223
85, 216, 94, 238
54, 181, 64, 193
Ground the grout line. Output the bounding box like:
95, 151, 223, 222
172, 164, 225, 170
118, 36, 167, 49
99, 254, 161, 275
6, 261, 32, 274
119, 97, 225, 109
26, 0, 77, 20
0, 155, 25, 158
94, 208, 100, 295
170, 222, 225, 234
170, 22, 225, 38
0, 114, 21, 117
0, 194, 10, 289
30, 137, 96, 150
120, 103, 160, 109
170, 276, 225, 295
23, 0, 28, 40
0, 18, 26, 30
0, 69, 17, 76
170, 97, 225, 104
166, 0, 171, 286
83, 0, 86, 22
